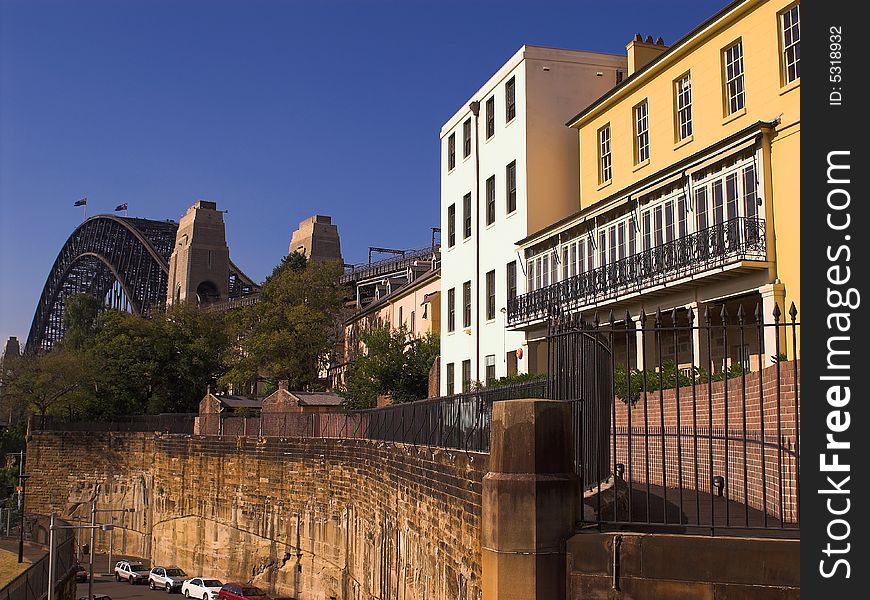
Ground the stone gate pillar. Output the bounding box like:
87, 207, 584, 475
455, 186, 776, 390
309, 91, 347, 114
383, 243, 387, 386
482, 399, 578, 600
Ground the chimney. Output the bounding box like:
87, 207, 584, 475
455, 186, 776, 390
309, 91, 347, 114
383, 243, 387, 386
626, 33, 668, 76
278, 379, 289, 392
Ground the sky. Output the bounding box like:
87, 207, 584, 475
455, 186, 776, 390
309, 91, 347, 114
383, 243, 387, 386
0, 0, 727, 348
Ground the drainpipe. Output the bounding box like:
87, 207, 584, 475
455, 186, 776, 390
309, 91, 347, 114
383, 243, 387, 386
470, 100, 481, 383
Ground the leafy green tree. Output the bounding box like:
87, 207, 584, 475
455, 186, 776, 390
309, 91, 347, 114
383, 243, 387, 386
76, 303, 229, 416
342, 325, 440, 408
62, 293, 102, 350
222, 253, 345, 393
3, 350, 85, 418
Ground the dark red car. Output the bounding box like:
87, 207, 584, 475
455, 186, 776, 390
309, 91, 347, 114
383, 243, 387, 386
217, 584, 271, 600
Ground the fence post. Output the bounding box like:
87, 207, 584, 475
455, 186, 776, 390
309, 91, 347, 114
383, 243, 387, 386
482, 399, 577, 600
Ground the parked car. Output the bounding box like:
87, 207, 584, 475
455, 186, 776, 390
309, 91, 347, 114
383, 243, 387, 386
74, 563, 89, 582
79, 595, 111, 600
182, 578, 224, 600
149, 566, 189, 592
114, 560, 149, 584
217, 583, 271, 600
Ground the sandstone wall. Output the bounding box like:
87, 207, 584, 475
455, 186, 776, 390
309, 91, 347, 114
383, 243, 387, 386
26, 432, 487, 600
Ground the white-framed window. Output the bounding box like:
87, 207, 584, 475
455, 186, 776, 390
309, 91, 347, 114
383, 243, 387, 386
485, 96, 495, 139
634, 101, 649, 163
598, 124, 612, 183
675, 73, 692, 140
780, 4, 800, 84
723, 41, 745, 115
485, 354, 496, 384
692, 154, 761, 229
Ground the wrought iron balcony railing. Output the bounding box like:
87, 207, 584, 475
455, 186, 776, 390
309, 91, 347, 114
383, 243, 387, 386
508, 216, 766, 326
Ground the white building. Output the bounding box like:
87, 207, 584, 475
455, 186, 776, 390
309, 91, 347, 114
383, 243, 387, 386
439, 45, 626, 395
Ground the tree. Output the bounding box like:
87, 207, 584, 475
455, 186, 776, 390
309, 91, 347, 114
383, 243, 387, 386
73, 304, 229, 416
223, 253, 345, 392
62, 293, 102, 350
342, 325, 440, 408
3, 350, 85, 418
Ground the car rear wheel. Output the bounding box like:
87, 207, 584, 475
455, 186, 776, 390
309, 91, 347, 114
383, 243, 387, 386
150, 581, 156, 590
116, 574, 121, 582
185, 591, 190, 598
166, 584, 172, 593
203, 595, 208, 600
129, 576, 135, 585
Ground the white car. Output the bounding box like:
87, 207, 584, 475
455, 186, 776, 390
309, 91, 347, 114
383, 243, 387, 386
181, 578, 224, 600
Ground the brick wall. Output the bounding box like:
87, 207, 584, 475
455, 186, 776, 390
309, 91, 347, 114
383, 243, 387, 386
611, 360, 799, 522
26, 432, 487, 600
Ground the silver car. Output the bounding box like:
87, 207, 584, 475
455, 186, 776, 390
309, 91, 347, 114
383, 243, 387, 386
149, 566, 188, 592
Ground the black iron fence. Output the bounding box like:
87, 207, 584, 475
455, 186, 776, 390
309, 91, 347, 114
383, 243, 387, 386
1, 515, 76, 600
197, 380, 547, 452
550, 302, 799, 536
508, 216, 766, 325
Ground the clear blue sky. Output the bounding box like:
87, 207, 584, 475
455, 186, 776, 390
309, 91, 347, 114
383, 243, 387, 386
0, 0, 726, 347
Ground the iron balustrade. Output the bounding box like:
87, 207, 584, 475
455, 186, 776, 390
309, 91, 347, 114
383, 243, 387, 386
508, 217, 766, 326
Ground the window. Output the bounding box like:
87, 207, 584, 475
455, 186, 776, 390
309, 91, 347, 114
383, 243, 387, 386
446, 363, 455, 395
447, 133, 456, 171
664, 201, 674, 243
463, 192, 472, 239
696, 187, 709, 231
634, 101, 649, 163
463, 118, 472, 158
485, 355, 496, 384
743, 164, 758, 219
462, 360, 471, 392
723, 41, 745, 115
447, 288, 455, 332
410, 311, 415, 334
506, 161, 517, 213
506, 261, 517, 302
780, 4, 800, 84
675, 73, 693, 140
505, 77, 516, 122
486, 176, 496, 225
398, 306, 403, 327
609, 225, 617, 264
485, 96, 495, 139
486, 270, 495, 320
447, 204, 456, 247
598, 124, 612, 183
462, 281, 471, 328
678, 196, 688, 238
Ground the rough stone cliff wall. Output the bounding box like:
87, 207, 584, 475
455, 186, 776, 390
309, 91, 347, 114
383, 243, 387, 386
26, 432, 487, 600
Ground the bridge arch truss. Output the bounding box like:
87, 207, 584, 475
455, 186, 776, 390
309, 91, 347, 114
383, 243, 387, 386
25, 215, 178, 354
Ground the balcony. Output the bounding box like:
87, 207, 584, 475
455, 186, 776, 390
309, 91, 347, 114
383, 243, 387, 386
508, 216, 767, 326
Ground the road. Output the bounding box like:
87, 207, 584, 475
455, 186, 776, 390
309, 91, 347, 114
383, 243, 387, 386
75, 554, 170, 600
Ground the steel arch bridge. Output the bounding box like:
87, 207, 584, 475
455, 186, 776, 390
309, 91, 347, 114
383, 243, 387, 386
25, 215, 258, 354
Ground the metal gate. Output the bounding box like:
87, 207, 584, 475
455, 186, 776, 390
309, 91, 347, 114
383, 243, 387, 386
547, 312, 612, 493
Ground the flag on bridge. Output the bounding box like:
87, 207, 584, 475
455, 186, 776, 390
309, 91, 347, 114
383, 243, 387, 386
73, 198, 87, 207
114, 203, 128, 212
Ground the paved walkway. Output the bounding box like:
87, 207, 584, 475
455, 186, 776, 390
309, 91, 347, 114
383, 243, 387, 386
0, 536, 46, 563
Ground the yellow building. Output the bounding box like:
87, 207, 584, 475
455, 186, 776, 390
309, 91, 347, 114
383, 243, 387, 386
508, 0, 799, 370
331, 267, 441, 390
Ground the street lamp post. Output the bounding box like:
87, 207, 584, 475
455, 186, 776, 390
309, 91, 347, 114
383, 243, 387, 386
16, 450, 29, 563
90, 506, 134, 586
48, 513, 113, 600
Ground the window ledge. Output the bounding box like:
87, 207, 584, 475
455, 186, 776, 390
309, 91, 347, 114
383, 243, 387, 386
597, 179, 613, 192
722, 106, 747, 126
632, 158, 651, 173
674, 135, 694, 151
779, 78, 800, 96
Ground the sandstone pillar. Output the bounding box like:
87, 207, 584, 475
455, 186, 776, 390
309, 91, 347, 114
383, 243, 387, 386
760, 282, 787, 362
482, 399, 578, 600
